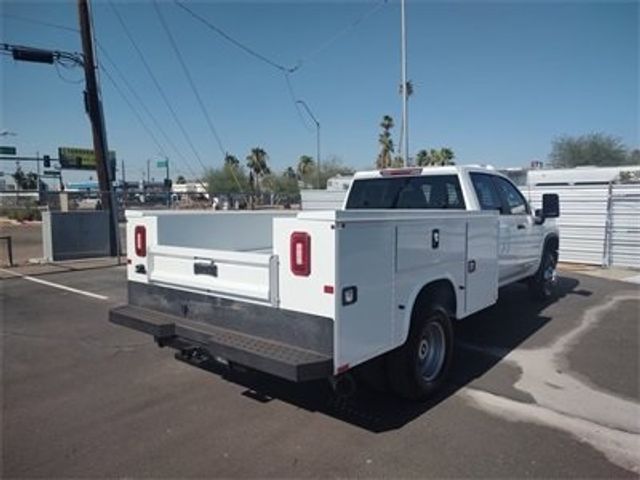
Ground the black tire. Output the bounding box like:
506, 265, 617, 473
529, 249, 558, 300
387, 302, 454, 401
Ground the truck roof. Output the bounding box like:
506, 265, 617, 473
352, 164, 504, 180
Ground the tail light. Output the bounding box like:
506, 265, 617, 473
290, 232, 311, 276
134, 225, 147, 257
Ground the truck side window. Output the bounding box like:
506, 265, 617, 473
493, 176, 530, 215
470, 173, 502, 212
346, 175, 466, 209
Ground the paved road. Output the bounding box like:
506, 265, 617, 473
1, 265, 638, 478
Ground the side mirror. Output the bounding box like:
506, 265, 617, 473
542, 193, 560, 218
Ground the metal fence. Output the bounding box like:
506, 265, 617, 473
526, 184, 640, 268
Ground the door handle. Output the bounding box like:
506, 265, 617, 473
517, 224, 526, 230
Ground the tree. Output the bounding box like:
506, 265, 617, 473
284, 166, 297, 179
224, 154, 240, 168
203, 164, 249, 196
549, 133, 632, 167
316, 156, 355, 189
377, 115, 395, 169
415, 147, 456, 166
246, 147, 270, 207
12, 167, 38, 190
297, 155, 315, 179
176, 175, 187, 184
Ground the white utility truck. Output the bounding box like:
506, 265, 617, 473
110, 166, 560, 400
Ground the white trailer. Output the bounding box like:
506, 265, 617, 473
111, 166, 560, 400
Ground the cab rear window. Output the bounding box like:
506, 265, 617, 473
346, 175, 466, 209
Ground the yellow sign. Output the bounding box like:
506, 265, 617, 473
58, 147, 116, 170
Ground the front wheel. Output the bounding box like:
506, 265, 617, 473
387, 304, 453, 401
529, 249, 558, 300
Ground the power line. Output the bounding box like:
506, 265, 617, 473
108, 0, 208, 174
294, 0, 389, 69
0, 12, 201, 177
99, 63, 168, 159
101, 62, 207, 187
284, 72, 313, 133
153, 0, 243, 190
153, 0, 225, 157
174, 0, 297, 74
96, 43, 199, 175
0, 13, 79, 33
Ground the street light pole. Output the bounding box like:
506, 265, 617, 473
296, 100, 321, 189
400, 0, 409, 166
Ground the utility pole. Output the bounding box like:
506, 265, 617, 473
78, 0, 118, 256
400, 0, 409, 166
147, 159, 150, 184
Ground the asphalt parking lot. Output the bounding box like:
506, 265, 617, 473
1, 263, 639, 478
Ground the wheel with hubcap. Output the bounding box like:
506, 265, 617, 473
387, 302, 453, 401
529, 249, 558, 300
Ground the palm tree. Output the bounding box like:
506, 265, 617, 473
246, 147, 270, 207
415, 149, 429, 166
440, 148, 455, 165
224, 154, 240, 168
297, 155, 315, 182
376, 115, 395, 169
284, 166, 297, 179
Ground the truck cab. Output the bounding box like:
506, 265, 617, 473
344, 166, 559, 287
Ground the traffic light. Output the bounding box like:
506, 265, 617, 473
43, 155, 51, 168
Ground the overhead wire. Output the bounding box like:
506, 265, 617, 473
294, 0, 389, 69
153, 0, 242, 190
0, 11, 204, 182
174, 0, 298, 74
100, 62, 207, 187
152, 0, 225, 157
108, 0, 208, 175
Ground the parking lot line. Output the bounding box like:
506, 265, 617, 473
0, 268, 109, 300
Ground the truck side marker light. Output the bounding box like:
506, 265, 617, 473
342, 286, 358, 305
324, 285, 334, 294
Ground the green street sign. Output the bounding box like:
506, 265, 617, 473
157, 160, 168, 168
0, 146, 17, 155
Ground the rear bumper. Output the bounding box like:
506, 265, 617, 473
109, 282, 334, 382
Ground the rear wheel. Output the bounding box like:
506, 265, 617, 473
529, 249, 558, 300
387, 303, 453, 401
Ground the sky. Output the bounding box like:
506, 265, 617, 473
1, 0, 638, 183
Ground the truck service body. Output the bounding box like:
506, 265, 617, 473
110, 166, 559, 399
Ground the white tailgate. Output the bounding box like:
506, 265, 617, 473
147, 245, 278, 305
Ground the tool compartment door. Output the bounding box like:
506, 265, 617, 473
463, 214, 499, 316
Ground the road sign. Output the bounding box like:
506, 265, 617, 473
0, 146, 17, 155
58, 147, 115, 169
157, 159, 168, 168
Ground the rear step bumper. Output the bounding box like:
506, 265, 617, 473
109, 305, 333, 382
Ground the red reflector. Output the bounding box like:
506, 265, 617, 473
134, 226, 147, 257
126, 258, 132, 265
323, 285, 334, 294
380, 167, 422, 177
337, 364, 350, 374
290, 231, 311, 276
